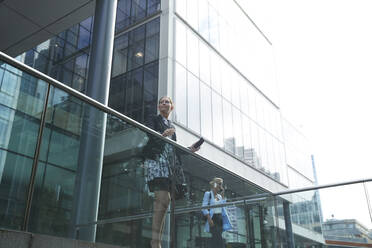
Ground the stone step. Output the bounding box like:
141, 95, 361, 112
0, 229, 124, 248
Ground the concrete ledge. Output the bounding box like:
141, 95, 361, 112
0, 229, 124, 248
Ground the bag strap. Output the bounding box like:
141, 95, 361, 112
207, 191, 212, 213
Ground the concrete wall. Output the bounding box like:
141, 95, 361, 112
0, 229, 123, 248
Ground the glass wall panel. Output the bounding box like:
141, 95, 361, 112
0, 63, 47, 230
28, 86, 87, 236
174, 63, 187, 126
186, 31, 199, 78
145, 18, 160, 64
220, 61, 232, 102
109, 75, 126, 114
231, 72, 240, 109
250, 122, 261, 168
208, 4, 220, 50
172, 1, 294, 184
131, 0, 147, 23
173, 147, 268, 248
25, 82, 159, 239
198, 0, 209, 41
240, 79, 249, 116
125, 67, 144, 122
200, 82, 213, 141
211, 91, 223, 147
187, 72, 200, 134
186, 0, 199, 30
247, 85, 257, 122
175, 19, 187, 67
128, 26, 145, 71
222, 100, 233, 154
147, 0, 160, 15
242, 115, 252, 164
110, 17, 160, 124
175, 0, 186, 19
199, 41, 211, 85
116, 0, 131, 32
143, 61, 159, 119
210, 52, 221, 94
232, 107, 243, 158
96, 218, 154, 247
258, 127, 268, 172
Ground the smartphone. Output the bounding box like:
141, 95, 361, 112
193, 137, 205, 149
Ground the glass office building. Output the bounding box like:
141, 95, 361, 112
0, 0, 329, 247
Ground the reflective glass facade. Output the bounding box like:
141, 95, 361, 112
20, 0, 161, 124
5, 47, 372, 248
283, 119, 314, 182
173, 0, 287, 184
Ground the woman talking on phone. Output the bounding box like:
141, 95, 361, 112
202, 177, 232, 248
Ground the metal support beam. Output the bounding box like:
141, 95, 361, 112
283, 201, 295, 248
70, 0, 117, 241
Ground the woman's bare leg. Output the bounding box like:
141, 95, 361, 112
151, 190, 170, 248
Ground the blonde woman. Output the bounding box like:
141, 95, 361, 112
202, 177, 232, 247
144, 96, 199, 248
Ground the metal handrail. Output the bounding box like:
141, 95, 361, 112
75, 197, 268, 228
75, 177, 372, 228
231, 177, 372, 202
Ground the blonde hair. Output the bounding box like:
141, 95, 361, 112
158, 96, 173, 105
209, 177, 223, 187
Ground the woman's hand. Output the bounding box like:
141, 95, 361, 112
220, 187, 225, 199
188, 145, 200, 152
162, 128, 175, 137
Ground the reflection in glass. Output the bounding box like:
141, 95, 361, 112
112, 34, 129, 77
110, 18, 160, 124
0, 63, 47, 230
125, 68, 144, 122
131, 0, 147, 23
77, 26, 90, 50
109, 75, 126, 114
145, 18, 160, 64
128, 25, 145, 71
143, 62, 159, 119
147, 0, 160, 15
116, 0, 131, 32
